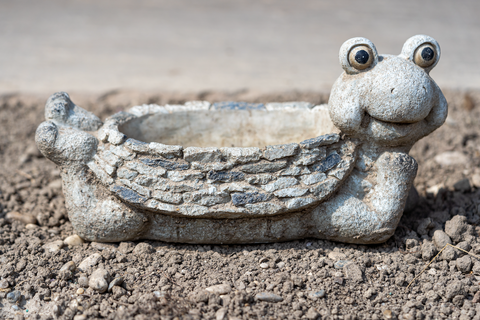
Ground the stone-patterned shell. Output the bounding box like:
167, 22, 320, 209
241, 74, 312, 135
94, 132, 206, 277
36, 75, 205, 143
87, 109, 357, 218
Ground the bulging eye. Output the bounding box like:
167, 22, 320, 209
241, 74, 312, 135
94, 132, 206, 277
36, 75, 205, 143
348, 45, 374, 70
414, 43, 436, 68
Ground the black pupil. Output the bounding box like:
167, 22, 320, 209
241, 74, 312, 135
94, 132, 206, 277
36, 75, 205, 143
355, 50, 370, 64
421, 47, 434, 61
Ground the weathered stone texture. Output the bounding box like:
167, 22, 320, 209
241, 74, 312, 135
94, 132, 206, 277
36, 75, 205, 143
263, 143, 299, 161
221, 147, 262, 164
240, 161, 287, 174
141, 158, 189, 171
301, 173, 326, 185
232, 192, 271, 206
184, 147, 222, 163
149, 142, 183, 158
152, 190, 183, 204
300, 133, 340, 149
310, 153, 341, 172
207, 171, 244, 182
262, 177, 299, 192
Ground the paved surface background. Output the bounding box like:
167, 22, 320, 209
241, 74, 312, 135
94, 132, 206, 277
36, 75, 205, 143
1, 0, 479, 95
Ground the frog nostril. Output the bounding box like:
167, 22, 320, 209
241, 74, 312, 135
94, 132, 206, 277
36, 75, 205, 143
391, 88, 395, 94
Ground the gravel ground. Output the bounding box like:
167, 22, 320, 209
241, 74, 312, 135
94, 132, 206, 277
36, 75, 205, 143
1, 89, 480, 320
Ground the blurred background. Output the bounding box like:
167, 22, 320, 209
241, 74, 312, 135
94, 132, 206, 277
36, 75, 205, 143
0, 0, 479, 95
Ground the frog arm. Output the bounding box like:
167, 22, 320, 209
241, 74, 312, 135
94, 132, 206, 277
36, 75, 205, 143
369, 151, 418, 223
312, 151, 417, 244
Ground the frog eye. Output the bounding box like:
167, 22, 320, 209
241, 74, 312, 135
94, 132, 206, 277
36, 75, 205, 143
400, 35, 441, 73
414, 43, 437, 68
339, 37, 378, 74
348, 45, 374, 70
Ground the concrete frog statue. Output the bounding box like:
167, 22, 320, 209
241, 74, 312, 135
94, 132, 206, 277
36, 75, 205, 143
35, 35, 447, 244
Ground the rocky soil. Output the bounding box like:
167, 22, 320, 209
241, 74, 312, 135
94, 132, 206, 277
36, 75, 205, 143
1, 89, 480, 320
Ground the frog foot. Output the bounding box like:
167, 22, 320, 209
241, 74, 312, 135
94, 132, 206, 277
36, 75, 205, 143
36, 92, 101, 166
45, 92, 103, 131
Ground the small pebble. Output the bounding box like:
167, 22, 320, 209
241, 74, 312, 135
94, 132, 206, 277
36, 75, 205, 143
472, 291, 480, 303
422, 241, 437, 261
445, 215, 472, 243
60, 261, 76, 272
6, 290, 21, 303
364, 288, 376, 299
153, 291, 166, 298
42, 240, 64, 253
49, 228, 60, 235
276, 261, 285, 268
25, 223, 38, 229
343, 262, 364, 283
64, 235, 84, 247
456, 255, 473, 273
308, 290, 325, 300
433, 230, 452, 251
78, 253, 102, 272
5, 211, 37, 225
52, 304, 61, 316
440, 246, 457, 261
255, 292, 283, 302
76, 288, 84, 295
73, 315, 87, 320
132, 242, 155, 255
426, 184, 445, 197
383, 309, 393, 319
91, 242, 118, 251
472, 173, 480, 189
453, 178, 471, 193
334, 260, 351, 269
306, 307, 319, 320
108, 277, 124, 292
260, 263, 269, 269
12, 305, 20, 311
345, 297, 354, 304
78, 276, 89, 288
89, 269, 110, 293
205, 284, 232, 295
0, 279, 9, 289
434, 151, 469, 167
333, 277, 344, 285
216, 307, 227, 320
112, 286, 127, 299
328, 252, 347, 260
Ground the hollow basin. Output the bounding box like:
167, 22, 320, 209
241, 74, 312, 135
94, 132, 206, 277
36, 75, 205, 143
119, 102, 337, 148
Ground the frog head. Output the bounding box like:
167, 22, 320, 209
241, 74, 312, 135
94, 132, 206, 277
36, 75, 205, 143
328, 35, 447, 148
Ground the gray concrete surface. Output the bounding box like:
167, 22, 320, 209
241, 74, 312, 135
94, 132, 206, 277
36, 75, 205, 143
1, 0, 479, 95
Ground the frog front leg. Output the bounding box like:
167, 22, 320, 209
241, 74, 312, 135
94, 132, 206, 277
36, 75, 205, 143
311, 151, 417, 244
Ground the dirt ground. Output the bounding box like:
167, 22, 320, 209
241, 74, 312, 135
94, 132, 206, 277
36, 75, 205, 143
1, 89, 480, 320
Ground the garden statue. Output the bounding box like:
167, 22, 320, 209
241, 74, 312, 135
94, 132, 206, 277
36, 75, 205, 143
36, 35, 447, 244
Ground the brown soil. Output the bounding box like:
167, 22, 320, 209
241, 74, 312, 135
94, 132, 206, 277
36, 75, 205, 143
1, 89, 480, 320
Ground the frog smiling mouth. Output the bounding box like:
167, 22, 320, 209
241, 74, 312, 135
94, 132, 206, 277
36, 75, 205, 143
366, 114, 426, 139
361, 95, 447, 145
